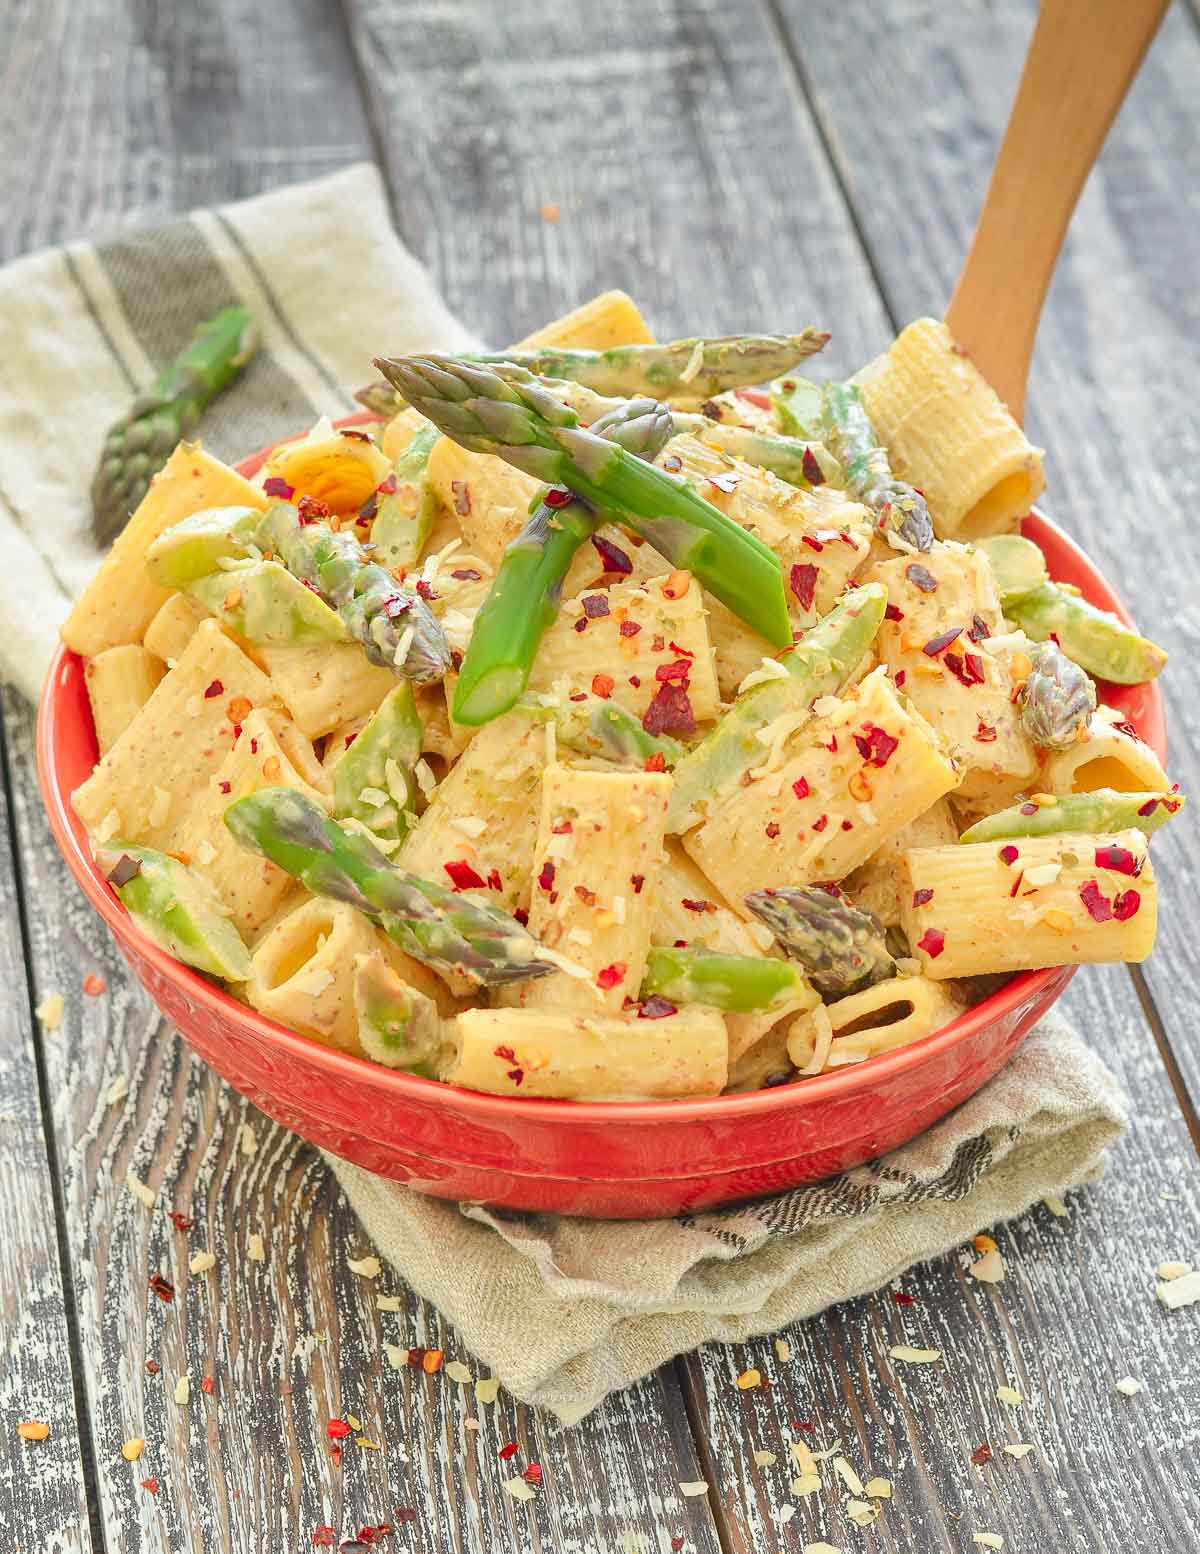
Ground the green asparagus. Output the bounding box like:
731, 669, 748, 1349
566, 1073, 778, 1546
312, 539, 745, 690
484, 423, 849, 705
186, 560, 351, 646
959, 789, 1185, 845
461, 331, 830, 405
224, 787, 555, 986
370, 421, 442, 570
976, 534, 1048, 600
92, 306, 259, 547
818, 382, 934, 551
374, 355, 792, 647
1016, 639, 1097, 749
97, 844, 251, 981
641, 946, 810, 1012
145, 505, 263, 587
744, 885, 894, 996
771, 375, 823, 437
352, 952, 442, 1074
255, 501, 449, 681
354, 380, 407, 418
333, 682, 424, 847
529, 693, 686, 769
1004, 582, 1167, 685
667, 583, 887, 832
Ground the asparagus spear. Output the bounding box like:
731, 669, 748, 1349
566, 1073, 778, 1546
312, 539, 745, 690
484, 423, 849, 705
255, 501, 450, 681
370, 421, 442, 570
976, 534, 1048, 599
818, 382, 934, 551
97, 844, 251, 981
958, 788, 1184, 845
744, 885, 894, 996
1016, 639, 1097, 749
91, 306, 259, 547
529, 693, 686, 769
1004, 582, 1166, 684
459, 331, 830, 405
667, 583, 887, 832
333, 682, 424, 847
355, 380, 407, 418
641, 946, 810, 1012
145, 505, 264, 587
352, 951, 442, 1074
373, 355, 792, 647
224, 787, 556, 987
186, 560, 351, 646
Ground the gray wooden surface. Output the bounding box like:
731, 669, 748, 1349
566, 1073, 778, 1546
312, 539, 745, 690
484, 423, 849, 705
1, 1, 1198, 1550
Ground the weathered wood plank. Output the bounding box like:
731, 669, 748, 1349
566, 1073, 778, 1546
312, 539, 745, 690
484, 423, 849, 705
0, 720, 93, 1551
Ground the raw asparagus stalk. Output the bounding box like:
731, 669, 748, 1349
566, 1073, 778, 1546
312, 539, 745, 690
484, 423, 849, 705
1015, 638, 1097, 749
333, 682, 424, 847
818, 382, 934, 551
97, 844, 252, 981
743, 885, 894, 996
641, 946, 810, 1012
1004, 582, 1166, 684
959, 788, 1184, 845
370, 421, 442, 570
529, 693, 686, 769
667, 582, 887, 832
373, 355, 792, 646
224, 787, 556, 986
352, 951, 442, 1074
254, 501, 450, 681
91, 306, 259, 547
461, 331, 831, 404
186, 560, 351, 646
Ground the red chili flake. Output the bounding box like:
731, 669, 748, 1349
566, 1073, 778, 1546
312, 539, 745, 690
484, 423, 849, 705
498, 1442, 520, 1460
596, 962, 628, 990
1079, 881, 1112, 922
892, 1290, 916, 1306
406, 1349, 427, 1369
574, 884, 598, 907
999, 845, 1020, 866
1113, 889, 1141, 920
790, 562, 819, 611
917, 928, 945, 958
450, 480, 472, 516
537, 862, 556, 892
592, 673, 615, 699
671, 1538, 687, 1553
106, 853, 142, 887
841, 818, 853, 831
884, 603, 905, 622
591, 533, 633, 573
327, 1418, 353, 1440
358, 492, 379, 521
249, 737, 259, 755
169, 1211, 194, 1231
905, 563, 938, 593
203, 679, 224, 699
945, 651, 985, 687
573, 617, 588, 633
1095, 844, 1140, 876
971, 1444, 994, 1467
619, 619, 642, 637
394, 1510, 418, 1525
514, 906, 529, 925
801, 533, 825, 553
300, 577, 322, 596
1020, 801, 1038, 816
377, 473, 398, 496
968, 614, 991, 642
263, 476, 295, 499
383, 595, 411, 619
141, 1478, 159, 1494
359, 1527, 394, 1546
895, 670, 907, 687
444, 860, 486, 891
628, 674, 641, 688
630, 874, 645, 894
1112, 721, 1143, 742
643, 681, 695, 736
330, 1445, 343, 1469
922, 626, 962, 657
582, 594, 610, 619
145, 1360, 161, 1375
975, 720, 997, 743
656, 658, 692, 683
451, 567, 483, 581
201, 1376, 215, 1396
485, 868, 503, 893
522, 1463, 543, 1485
765, 821, 781, 839
792, 776, 810, 801
1137, 798, 1161, 816
792, 1419, 817, 1432
651, 633, 666, 652
415, 579, 437, 600
661, 454, 683, 473
340, 428, 372, 443
801, 446, 825, 485
298, 495, 332, 523
494, 1046, 517, 1065
568, 690, 587, 702
811, 814, 828, 833
645, 752, 666, 772
551, 820, 573, 834
638, 995, 678, 1019
681, 899, 715, 914
853, 724, 900, 767
231, 723, 243, 741
667, 640, 695, 660
312, 1528, 336, 1547
148, 1273, 175, 1303
912, 888, 934, 907
708, 471, 741, 494
1009, 869, 1025, 898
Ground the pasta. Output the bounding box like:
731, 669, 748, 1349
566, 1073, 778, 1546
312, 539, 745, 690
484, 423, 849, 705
65, 296, 1178, 1103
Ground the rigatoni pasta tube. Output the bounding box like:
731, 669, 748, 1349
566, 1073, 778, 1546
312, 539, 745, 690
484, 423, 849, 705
786, 975, 965, 1071
684, 665, 961, 910
1042, 706, 1170, 796
900, 829, 1157, 980
858, 318, 1045, 538
511, 766, 671, 1014
84, 645, 165, 756
843, 798, 959, 927
260, 641, 397, 739
443, 1006, 727, 1100
425, 437, 543, 572
142, 591, 212, 664
514, 290, 654, 352
246, 896, 378, 1055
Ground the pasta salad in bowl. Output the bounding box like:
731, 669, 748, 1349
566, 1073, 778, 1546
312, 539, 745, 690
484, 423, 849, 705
39, 292, 1178, 1216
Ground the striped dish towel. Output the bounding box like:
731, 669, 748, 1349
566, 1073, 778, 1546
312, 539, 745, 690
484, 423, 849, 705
0, 161, 476, 702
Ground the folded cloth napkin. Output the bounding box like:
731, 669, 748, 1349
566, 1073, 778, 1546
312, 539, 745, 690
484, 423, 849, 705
2, 166, 1128, 1424
0, 161, 477, 702
330, 1017, 1126, 1422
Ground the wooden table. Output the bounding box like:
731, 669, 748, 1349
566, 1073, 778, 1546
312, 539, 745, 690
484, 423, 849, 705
2, 2, 1198, 1549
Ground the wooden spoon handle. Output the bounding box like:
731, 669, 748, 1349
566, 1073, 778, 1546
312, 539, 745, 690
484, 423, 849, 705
945, 0, 1169, 423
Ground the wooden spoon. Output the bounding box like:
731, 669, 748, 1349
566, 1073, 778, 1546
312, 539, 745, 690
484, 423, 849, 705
945, 0, 1169, 424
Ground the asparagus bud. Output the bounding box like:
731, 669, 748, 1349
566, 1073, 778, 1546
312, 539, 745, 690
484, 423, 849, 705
744, 885, 895, 996
1016, 639, 1097, 749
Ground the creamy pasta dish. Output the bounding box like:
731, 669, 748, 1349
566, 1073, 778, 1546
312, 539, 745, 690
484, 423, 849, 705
63, 294, 1180, 1101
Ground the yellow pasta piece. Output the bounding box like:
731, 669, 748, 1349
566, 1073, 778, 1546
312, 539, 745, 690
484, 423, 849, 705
725, 1021, 794, 1092
864, 544, 1037, 806
508, 766, 671, 1014
262, 417, 391, 515
684, 665, 961, 910
424, 438, 542, 573
260, 642, 397, 739
843, 798, 960, 927
72, 620, 281, 847
380, 405, 426, 464
142, 591, 212, 664
1042, 705, 1170, 795
787, 976, 965, 1071
513, 290, 654, 352
246, 896, 378, 1054
900, 829, 1157, 979
444, 1005, 727, 1100
62, 442, 267, 656
858, 318, 1045, 538
84, 645, 165, 756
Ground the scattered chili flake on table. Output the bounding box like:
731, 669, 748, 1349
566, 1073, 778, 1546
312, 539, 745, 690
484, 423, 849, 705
327, 1418, 353, 1440
892, 1291, 916, 1306
141, 1477, 159, 1494
971, 1444, 994, 1466
148, 1273, 175, 1303
312, 1530, 336, 1548
201, 1376, 215, 1396
145, 1360, 161, 1375
83, 972, 106, 997
792, 1419, 817, 1432
422, 1349, 444, 1373
17, 1420, 50, 1441
522, 1462, 543, 1485
917, 928, 945, 958
498, 1441, 520, 1460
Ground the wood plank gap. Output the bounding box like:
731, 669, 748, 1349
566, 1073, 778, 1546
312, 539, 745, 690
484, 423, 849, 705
759, 0, 904, 335
673, 1356, 740, 1554
1128, 963, 1200, 1154
0, 712, 109, 1554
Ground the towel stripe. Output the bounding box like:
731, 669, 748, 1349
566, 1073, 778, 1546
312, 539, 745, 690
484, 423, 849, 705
60, 246, 144, 393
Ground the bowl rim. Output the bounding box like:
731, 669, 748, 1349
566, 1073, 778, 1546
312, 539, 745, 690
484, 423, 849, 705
38, 456, 1166, 1128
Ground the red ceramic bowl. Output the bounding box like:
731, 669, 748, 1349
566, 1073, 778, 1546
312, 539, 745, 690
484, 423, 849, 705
38, 427, 1166, 1216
